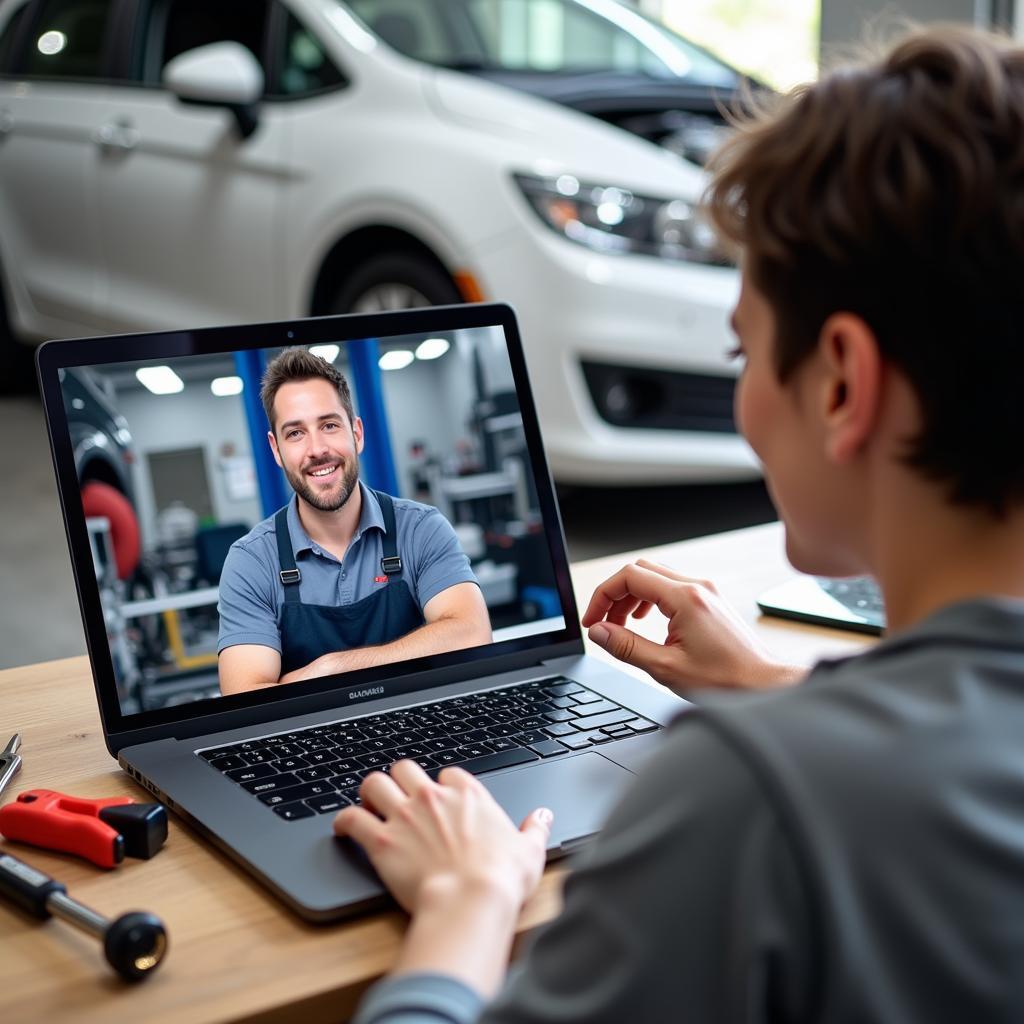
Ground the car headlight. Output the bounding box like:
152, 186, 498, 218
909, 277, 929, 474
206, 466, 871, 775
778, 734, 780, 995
513, 173, 728, 265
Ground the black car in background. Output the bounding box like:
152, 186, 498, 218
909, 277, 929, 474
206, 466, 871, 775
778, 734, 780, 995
60, 367, 137, 504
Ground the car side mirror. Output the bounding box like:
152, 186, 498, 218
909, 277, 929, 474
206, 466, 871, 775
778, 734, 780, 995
163, 42, 264, 139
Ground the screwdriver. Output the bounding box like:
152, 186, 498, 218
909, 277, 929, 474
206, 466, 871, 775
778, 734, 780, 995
0, 850, 167, 981
0, 734, 22, 801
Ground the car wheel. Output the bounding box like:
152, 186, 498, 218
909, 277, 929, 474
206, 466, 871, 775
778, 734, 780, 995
329, 253, 462, 314
0, 276, 36, 396
0, 338, 36, 396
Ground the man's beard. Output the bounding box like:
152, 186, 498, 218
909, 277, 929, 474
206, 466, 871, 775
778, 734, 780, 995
287, 455, 360, 513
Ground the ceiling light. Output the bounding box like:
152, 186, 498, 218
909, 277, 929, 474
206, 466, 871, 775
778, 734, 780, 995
135, 366, 184, 395
415, 338, 450, 360
210, 376, 243, 397
309, 344, 339, 363
378, 350, 414, 371
37, 30, 66, 55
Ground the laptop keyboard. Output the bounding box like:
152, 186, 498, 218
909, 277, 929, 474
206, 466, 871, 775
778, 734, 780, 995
197, 676, 660, 822
817, 576, 886, 627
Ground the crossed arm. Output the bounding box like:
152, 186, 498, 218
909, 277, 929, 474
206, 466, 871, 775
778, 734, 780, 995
218, 582, 492, 695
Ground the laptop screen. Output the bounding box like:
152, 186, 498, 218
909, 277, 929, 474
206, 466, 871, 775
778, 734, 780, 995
40, 306, 580, 736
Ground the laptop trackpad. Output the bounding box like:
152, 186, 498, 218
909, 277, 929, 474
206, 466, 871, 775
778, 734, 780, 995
482, 752, 633, 853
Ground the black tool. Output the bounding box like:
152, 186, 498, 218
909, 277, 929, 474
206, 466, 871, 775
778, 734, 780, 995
0, 851, 167, 981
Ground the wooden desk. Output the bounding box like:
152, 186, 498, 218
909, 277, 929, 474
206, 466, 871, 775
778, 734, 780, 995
0, 522, 869, 1023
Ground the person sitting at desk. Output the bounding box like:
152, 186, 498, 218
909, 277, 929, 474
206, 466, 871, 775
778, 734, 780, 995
337, 24, 1024, 1024
217, 349, 491, 695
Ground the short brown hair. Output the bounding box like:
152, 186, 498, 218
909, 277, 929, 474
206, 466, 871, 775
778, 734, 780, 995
260, 348, 356, 432
704, 24, 1024, 515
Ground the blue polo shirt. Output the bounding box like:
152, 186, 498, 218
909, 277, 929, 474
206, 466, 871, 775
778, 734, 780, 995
217, 483, 477, 654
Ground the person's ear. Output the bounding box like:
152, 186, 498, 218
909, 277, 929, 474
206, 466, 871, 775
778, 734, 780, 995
816, 313, 882, 464
268, 429, 284, 470
352, 416, 365, 455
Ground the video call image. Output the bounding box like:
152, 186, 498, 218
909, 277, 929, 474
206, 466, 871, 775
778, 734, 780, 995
61, 327, 565, 716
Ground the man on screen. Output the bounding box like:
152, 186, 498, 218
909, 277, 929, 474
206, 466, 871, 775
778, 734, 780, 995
217, 348, 491, 696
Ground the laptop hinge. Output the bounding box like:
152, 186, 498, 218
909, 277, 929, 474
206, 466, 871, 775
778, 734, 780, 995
559, 832, 598, 854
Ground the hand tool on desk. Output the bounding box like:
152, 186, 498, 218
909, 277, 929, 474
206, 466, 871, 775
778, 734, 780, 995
0, 734, 22, 801
0, 851, 167, 981
0, 790, 168, 868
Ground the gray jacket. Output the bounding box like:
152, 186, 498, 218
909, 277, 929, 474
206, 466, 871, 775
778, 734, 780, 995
356, 598, 1024, 1023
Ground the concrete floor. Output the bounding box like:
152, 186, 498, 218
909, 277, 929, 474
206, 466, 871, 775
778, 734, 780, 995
0, 394, 87, 670
0, 388, 776, 671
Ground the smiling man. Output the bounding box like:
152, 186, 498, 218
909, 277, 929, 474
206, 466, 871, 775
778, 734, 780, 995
217, 348, 491, 696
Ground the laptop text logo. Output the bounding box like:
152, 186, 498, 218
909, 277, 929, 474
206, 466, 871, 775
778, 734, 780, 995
349, 686, 385, 700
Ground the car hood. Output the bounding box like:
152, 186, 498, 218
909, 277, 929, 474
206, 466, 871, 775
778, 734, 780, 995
424, 67, 708, 200
459, 68, 740, 118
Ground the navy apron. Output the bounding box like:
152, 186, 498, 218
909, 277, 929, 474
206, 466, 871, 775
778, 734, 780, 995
274, 490, 425, 675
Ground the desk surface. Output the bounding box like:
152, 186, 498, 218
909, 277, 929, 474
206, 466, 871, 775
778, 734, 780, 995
0, 522, 870, 1023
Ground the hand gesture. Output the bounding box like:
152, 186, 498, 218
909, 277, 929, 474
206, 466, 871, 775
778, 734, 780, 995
581, 559, 804, 690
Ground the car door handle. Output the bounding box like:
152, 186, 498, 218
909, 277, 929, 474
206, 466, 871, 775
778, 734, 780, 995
93, 120, 139, 152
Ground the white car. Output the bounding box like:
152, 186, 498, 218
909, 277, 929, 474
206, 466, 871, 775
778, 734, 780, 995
0, 0, 757, 484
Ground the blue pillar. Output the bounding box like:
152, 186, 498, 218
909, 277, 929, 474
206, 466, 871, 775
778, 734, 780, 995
235, 350, 289, 517
348, 338, 399, 495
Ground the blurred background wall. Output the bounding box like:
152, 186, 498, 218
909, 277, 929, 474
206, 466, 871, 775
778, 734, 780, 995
629, 0, 1018, 93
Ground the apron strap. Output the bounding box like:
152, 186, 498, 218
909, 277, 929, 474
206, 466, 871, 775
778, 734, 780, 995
372, 490, 403, 577
274, 506, 302, 602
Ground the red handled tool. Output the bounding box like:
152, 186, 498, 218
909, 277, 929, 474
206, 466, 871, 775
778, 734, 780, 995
0, 790, 168, 868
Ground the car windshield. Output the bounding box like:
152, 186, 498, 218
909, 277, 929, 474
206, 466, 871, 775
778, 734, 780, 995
340, 0, 739, 85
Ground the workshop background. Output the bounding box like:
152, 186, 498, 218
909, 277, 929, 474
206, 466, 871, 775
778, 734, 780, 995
0, 0, 1013, 672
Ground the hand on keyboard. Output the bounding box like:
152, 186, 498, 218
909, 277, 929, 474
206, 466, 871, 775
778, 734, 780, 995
333, 759, 552, 916
200, 676, 662, 822
582, 559, 805, 691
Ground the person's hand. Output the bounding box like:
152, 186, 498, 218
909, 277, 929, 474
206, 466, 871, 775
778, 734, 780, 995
581, 559, 805, 691
333, 760, 553, 916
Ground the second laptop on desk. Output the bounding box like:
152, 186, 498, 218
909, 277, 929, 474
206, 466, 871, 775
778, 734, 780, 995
758, 575, 885, 636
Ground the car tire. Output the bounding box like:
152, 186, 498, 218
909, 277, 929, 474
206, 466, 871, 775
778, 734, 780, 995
80, 480, 141, 580
0, 275, 37, 397
0, 338, 36, 396
329, 253, 462, 314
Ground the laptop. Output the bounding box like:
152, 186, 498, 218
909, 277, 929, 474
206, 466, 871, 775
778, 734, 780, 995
37, 302, 687, 921
757, 575, 885, 636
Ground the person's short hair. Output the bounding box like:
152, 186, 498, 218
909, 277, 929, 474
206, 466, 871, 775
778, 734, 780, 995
260, 348, 356, 433
704, 24, 1024, 515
